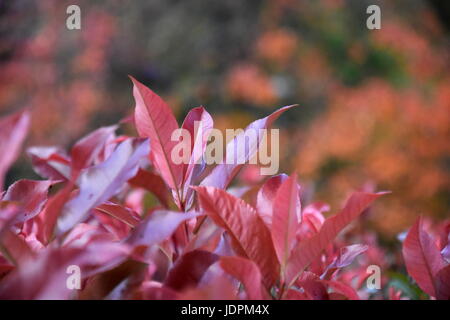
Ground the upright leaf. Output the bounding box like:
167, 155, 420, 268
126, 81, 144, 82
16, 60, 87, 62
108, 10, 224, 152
271, 173, 301, 274
402, 217, 445, 297
194, 186, 279, 288
256, 174, 288, 226
200, 105, 295, 189
131, 76, 183, 192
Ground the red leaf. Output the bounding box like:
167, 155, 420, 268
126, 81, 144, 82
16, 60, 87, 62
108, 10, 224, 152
35, 185, 73, 245
286, 192, 385, 286
256, 174, 288, 226
402, 217, 445, 297
95, 202, 141, 228
165, 250, 218, 290
70, 125, 117, 180
128, 168, 169, 207
320, 280, 360, 300
220, 256, 264, 300
435, 265, 450, 300
131, 76, 183, 193
194, 186, 279, 288
0, 110, 30, 191
2, 179, 55, 223
181, 106, 213, 186
55, 138, 150, 236
200, 105, 296, 189
27, 147, 70, 181
271, 173, 301, 274
322, 244, 368, 279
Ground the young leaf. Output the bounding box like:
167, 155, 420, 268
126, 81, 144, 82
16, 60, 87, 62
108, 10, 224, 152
220, 256, 264, 300
256, 174, 288, 226
0, 110, 30, 191
402, 217, 445, 297
55, 138, 150, 236
194, 186, 279, 288
200, 105, 295, 190
131, 76, 183, 192
286, 192, 385, 286
271, 173, 301, 274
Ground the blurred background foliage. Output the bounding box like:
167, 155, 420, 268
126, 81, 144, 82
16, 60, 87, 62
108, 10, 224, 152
0, 0, 448, 238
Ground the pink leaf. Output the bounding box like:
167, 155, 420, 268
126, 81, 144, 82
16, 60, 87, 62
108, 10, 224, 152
131, 76, 183, 192
402, 217, 445, 297
27, 147, 70, 181
220, 256, 264, 300
2, 179, 55, 223
200, 105, 296, 189
56, 138, 150, 236
0, 110, 30, 191
70, 125, 117, 180
127, 210, 200, 248
286, 192, 385, 286
181, 106, 213, 186
271, 173, 301, 274
256, 173, 288, 226
194, 186, 279, 288
95, 202, 141, 228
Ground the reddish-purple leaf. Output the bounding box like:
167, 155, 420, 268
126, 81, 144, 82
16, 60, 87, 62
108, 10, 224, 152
127, 210, 200, 248
256, 174, 288, 226
131, 76, 183, 192
2, 179, 55, 223
325, 244, 368, 275
70, 125, 117, 180
286, 192, 385, 286
200, 105, 296, 189
194, 186, 279, 288
35, 185, 73, 245
0, 110, 30, 191
95, 202, 141, 228
402, 217, 445, 297
128, 168, 169, 207
220, 256, 264, 300
435, 265, 450, 300
165, 250, 218, 290
27, 147, 70, 181
271, 173, 301, 273
55, 138, 150, 236
320, 280, 360, 300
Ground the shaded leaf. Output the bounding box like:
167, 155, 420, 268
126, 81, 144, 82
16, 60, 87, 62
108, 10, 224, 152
286, 192, 385, 286
194, 186, 279, 288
